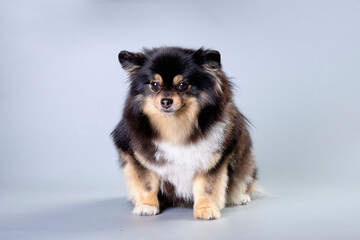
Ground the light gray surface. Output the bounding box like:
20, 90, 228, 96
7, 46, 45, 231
1, 0, 360, 239
1, 186, 360, 240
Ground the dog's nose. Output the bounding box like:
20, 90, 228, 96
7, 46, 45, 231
161, 98, 173, 109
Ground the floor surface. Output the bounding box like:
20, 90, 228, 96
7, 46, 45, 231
1, 184, 359, 240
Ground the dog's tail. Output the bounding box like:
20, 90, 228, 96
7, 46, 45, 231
250, 185, 273, 200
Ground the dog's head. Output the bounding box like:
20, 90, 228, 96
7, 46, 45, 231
118, 47, 230, 142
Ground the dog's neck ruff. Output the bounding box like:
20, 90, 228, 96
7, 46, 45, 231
151, 120, 227, 199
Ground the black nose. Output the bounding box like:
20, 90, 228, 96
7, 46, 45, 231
161, 98, 173, 109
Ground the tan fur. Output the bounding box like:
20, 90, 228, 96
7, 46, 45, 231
203, 65, 223, 95
122, 152, 160, 209
143, 96, 200, 144
124, 65, 141, 75
193, 161, 228, 220
153, 74, 163, 85
193, 198, 221, 220
134, 151, 154, 170
173, 74, 183, 85
246, 181, 257, 194
205, 152, 223, 171
199, 91, 210, 106
154, 91, 183, 111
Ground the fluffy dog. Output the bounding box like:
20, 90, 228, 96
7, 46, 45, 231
112, 47, 257, 220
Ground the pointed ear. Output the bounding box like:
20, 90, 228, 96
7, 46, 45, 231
193, 48, 221, 68
118, 50, 145, 74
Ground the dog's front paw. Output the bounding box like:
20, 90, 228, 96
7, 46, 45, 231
133, 204, 159, 216
239, 193, 251, 205
194, 206, 221, 220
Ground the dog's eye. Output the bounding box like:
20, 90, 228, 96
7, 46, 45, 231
177, 82, 190, 92
150, 82, 161, 92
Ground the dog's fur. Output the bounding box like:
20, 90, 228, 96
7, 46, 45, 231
111, 47, 257, 220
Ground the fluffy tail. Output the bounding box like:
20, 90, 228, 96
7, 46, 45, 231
250, 185, 273, 200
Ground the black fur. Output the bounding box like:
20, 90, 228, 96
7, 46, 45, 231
112, 47, 226, 151
111, 47, 257, 215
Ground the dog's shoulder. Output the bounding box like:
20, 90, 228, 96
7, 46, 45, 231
111, 119, 132, 153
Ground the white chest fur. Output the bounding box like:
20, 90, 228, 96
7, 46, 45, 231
151, 121, 227, 200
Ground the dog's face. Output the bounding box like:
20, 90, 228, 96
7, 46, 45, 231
146, 73, 191, 114
119, 47, 222, 114
118, 47, 227, 143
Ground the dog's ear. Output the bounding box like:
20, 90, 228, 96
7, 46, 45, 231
118, 50, 146, 74
193, 48, 221, 69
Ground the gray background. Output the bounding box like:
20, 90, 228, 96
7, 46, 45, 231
1, 0, 360, 239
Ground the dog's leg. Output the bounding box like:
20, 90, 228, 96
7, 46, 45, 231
192, 161, 228, 220
227, 180, 252, 205
226, 154, 257, 206
122, 153, 160, 216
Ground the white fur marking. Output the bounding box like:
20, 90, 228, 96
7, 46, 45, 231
238, 193, 251, 205
133, 204, 159, 216
150, 121, 227, 200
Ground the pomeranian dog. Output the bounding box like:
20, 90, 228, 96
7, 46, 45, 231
112, 47, 257, 220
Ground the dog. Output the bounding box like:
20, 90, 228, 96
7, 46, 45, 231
111, 47, 257, 220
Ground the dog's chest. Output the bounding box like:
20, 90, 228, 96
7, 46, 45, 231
151, 122, 226, 199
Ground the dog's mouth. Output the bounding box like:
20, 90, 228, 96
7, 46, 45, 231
159, 104, 185, 114
161, 109, 176, 114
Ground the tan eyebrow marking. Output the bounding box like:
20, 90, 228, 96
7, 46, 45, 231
154, 74, 163, 85
173, 75, 184, 85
